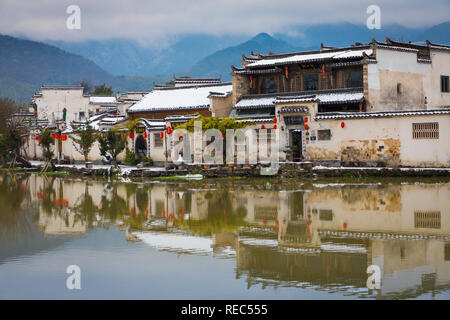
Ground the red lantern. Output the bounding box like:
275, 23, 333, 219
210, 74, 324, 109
305, 124, 309, 130
166, 127, 172, 135
35, 135, 40, 141
51, 133, 55, 139
273, 125, 277, 130
273, 117, 277, 124
341, 122, 345, 128
304, 116, 308, 123
179, 135, 183, 140
129, 131, 134, 139
285, 65, 289, 78
322, 64, 326, 77
160, 131, 164, 139
261, 124, 265, 130
143, 131, 147, 139
61, 135, 67, 141
249, 75, 253, 89
121, 134, 124, 141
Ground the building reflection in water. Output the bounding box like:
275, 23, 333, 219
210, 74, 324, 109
1, 173, 449, 299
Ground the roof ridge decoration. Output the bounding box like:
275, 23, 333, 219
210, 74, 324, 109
315, 108, 450, 120
426, 40, 450, 51
153, 82, 231, 91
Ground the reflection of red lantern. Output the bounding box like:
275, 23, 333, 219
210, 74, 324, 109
305, 124, 309, 130
304, 116, 308, 123
343, 222, 348, 230
273, 117, 277, 124
273, 125, 277, 130
145, 209, 149, 217
261, 124, 265, 130
322, 64, 326, 77
160, 131, 164, 139
129, 131, 134, 139
143, 131, 147, 139
341, 122, 345, 128
285, 65, 289, 78
168, 214, 174, 222
249, 75, 253, 89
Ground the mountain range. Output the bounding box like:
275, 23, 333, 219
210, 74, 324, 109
1, 22, 449, 102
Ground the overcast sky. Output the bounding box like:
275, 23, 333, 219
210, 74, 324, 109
0, 0, 449, 44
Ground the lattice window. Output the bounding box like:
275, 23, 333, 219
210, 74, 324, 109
414, 211, 441, 229
318, 129, 331, 141
255, 206, 278, 220
412, 122, 439, 139
153, 133, 163, 147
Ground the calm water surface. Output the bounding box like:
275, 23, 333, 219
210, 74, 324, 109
0, 173, 449, 299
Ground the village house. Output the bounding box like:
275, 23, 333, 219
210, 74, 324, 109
24, 40, 450, 168
31, 85, 90, 124
219, 38, 450, 167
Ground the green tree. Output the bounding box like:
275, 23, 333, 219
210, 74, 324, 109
79, 80, 92, 95
98, 130, 125, 167
72, 125, 96, 166
0, 97, 18, 134
39, 129, 55, 171
91, 83, 113, 96
174, 114, 246, 133
0, 118, 27, 168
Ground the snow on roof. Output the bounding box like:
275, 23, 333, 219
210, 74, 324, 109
235, 90, 363, 109
315, 108, 450, 120
90, 96, 117, 104
314, 91, 364, 104
133, 231, 214, 255
101, 117, 125, 123
128, 84, 232, 113
246, 49, 372, 68
235, 96, 276, 108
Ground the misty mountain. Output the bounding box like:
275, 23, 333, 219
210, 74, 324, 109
0, 34, 115, 101
275, 22, 450, 48
186, 33, 300, 80
49, 34, 248, 77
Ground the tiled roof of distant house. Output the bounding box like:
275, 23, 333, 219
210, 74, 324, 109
128, 83, 232, 113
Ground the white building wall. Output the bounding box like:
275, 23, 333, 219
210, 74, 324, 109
34, 88, 90, 124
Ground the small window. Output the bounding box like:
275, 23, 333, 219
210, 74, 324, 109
296, 77, 301, 91
79, 111, 85, 120
412, 122, 439, 139
317, 129, 331, 141
397, 83, 402, 95
279, 76, 285, 92
154, 133, 163, 147
347, 71, 363, 88
261, 77, 276, 94
319, 209, 333, 221
304, 74, 318, 91
414, 211, 441, 229
445, 244, 450, 261
441, 75, 449, 92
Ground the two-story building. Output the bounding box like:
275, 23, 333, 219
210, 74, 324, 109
218, 38, 450, 167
